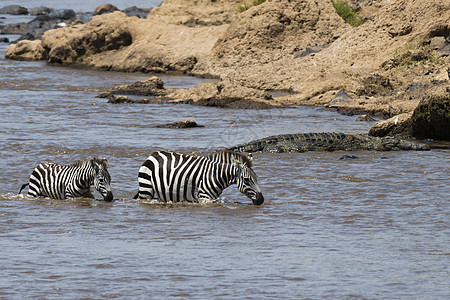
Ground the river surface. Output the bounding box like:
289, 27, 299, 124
1, 8, 449, 299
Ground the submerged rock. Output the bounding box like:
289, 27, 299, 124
339, 155, 359, 160
98, 76, 167, 97
230, 132, 429, 153
156, 120, 204, 128
106, 94, 165, 104
0, 5, 28, 15
47, 9, 76, 20
29, 6, 53, 16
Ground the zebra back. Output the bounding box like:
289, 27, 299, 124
206, 149, 253, 167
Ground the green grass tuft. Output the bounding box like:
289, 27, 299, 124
238, 0, 266, 13
332, 0, 364, 27
382, 41, 437, 69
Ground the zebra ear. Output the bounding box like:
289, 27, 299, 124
241, 153, 253, 167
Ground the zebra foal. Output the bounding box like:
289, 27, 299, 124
134, 150, 264, 205
19, 158, 113, 201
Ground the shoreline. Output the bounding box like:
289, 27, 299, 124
2, 0, 449, 140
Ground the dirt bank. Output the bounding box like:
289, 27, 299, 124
4, 0, 450, 138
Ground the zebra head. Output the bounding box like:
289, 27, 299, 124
91, 158, 113, 201
234, 154, 264, 205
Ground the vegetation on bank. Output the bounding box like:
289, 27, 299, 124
331, 0, 364, 27
382, 41, 438, 69
238, 0, 266, 12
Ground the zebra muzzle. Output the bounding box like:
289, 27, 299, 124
104, 191, 114, 202
252, 193, 264, 205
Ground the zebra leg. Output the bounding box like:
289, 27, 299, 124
197, 188, 217, 203
80, 191, 95, 199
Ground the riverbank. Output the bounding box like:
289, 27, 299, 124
3, 0, 450, 140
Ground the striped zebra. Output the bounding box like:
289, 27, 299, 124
133, 150, 264, 205
19, 158, 113, 201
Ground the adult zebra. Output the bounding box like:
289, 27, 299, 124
19, 158, 113, 201
134, 150, 264, 205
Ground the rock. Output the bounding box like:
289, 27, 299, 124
229, 132, 429, 153
356, 114, 376, 122
99, 76, 167, 97
339, 155, 358, 160
430, 36, 446, 50
40, 12, 133, 65
149, 0, 237, 26
327, 90, 352, 106
5, 40, 45, 60
156, 120, 204, 128
210, 0, 345, 65
11, 32, 35, 43
98, 77, 277, 109
0, 37, 9, 43
106, 94, 162, 104
167, 80, 276, 109
0, 5, 28, 15
123, 6, 151, 18
95, 4, 119, 15
27, 15, 52, 29
411, 94, 450, 141
433, 67, 449, 81
47, 9, 76, 20
75, 13, 95, 23
21, 10, 216, 72
29, 6, 53, 16
107, 95, 134, 103
356, 73, 394, 96
368, 113, 413, 138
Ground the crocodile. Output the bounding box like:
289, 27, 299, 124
229, 132, 430, 153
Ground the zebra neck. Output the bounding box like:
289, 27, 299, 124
198, 161, 238, 199
213, 162, 239, 188
76, 165, 95, 187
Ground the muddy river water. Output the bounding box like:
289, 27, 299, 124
0, 15, 449, 299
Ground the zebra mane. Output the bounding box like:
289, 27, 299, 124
210, 150, 253, 167
71, 157, 109, 168
93, 157, 109, 168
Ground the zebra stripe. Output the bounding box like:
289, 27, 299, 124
21, 158, 113, 201
134, 150, 264, 205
